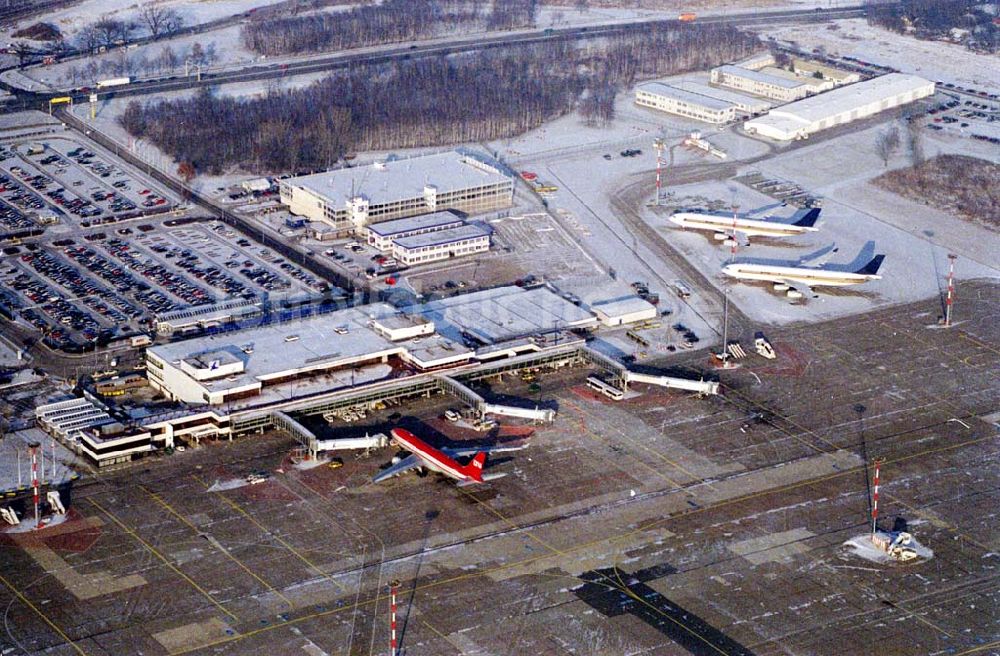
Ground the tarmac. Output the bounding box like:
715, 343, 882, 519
0, 281, 997, 655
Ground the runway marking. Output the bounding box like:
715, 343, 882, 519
419, 619, 465, 655
561, 397, 687, 489
140, 485, 294, 609
171, 433, 996, 655
192, 474, 348, 593
0, 571, 89, 656
87, 498, 239, 622
954, 640, 1000, 655
458, 486, 565, 557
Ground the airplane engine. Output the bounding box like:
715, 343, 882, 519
773, 283, 790, 292
713, 233, 728, 241
391, 455, 402, 464
786, 289, 804, 299
723, 238, 737, 248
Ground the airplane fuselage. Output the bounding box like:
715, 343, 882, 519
670, 211, 818, 239
390, 428, 479, 482
722, 263, 881, 288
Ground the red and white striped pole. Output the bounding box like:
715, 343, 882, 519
389, 579, 399, 656
30, 442, 39, 527
871, 460, 881, 539
944, 254, 957, 326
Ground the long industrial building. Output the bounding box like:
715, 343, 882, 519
635, 82, 737, 124
671, 80, 772, 115
743, 73, 935, 141
710, 64, 814, 102
279, 151, 514, 233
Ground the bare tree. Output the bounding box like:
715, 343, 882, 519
875, 126, 901, 167
138, 6, 183, 38
157, 45, 178, 73
123, 22, 758, 174
76, 24, 101, 52
92, 17, 135, 47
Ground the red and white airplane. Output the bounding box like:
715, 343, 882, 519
373, 427, 523, 486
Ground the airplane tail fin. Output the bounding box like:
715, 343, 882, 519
856, 254, 885, 276
792, 207, 821, 228
464, 452, 486, 481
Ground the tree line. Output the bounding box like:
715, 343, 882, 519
120, 23, 759, 175
865, 0, 999, 51
241, 0, 537, 56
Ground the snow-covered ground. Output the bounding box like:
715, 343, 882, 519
761, 18, 1000, 89
5, 0, 287, 43
648, 122, 1000, 324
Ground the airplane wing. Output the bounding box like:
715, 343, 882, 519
372, 454, 422, 483
733, 231, 751, 248
797, 243, 839, 268
443, 444, 529, 458
781, 279, 815, 298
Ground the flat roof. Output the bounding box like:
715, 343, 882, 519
671, 81, 772, 111
715, 65, 807, 90
591, 296, 657, 319
749, 74, 934, 129
408, 286, 598, 345
393, 224, 492, 250
285, 151, 512, 208
637, 82, 735, 111
149, 304, 409, 394
368, 211, 464, 237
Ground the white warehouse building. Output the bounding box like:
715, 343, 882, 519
279, 151, 514, 233
710, 64, 813, 102
743, 74, 935, 141
635, 82, 737, 124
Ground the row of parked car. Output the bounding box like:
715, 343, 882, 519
10, 165, 100, 219
63, 243, 174, 318
101, 238, 214, 309
19, 249, 138, 324
152, 244, 251, 298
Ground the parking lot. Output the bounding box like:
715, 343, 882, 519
923, 90, 1000, 143
0, 217, 334, 351
0, 136, 175, 237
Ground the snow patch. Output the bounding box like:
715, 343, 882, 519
842, 531, 934, 564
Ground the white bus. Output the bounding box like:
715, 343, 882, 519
586, 376, 624, 401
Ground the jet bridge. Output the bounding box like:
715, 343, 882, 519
436, 375, 556, 423
623, 371, 719, 395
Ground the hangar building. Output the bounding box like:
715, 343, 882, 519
743, 74, 935, 141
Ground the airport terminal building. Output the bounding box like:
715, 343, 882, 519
279, 151, 514, 234
744, 74, 935, 141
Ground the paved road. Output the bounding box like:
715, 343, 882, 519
1, 5, 871, 113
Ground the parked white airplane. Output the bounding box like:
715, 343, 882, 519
669, 207, 821, 246
722, 242, 885, 298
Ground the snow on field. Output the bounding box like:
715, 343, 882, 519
6, 0, 286, 42
490, 88, 754, 344
761, 18, 1000, 89
652, 124, 1000, 325
69, 68, 328, 194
